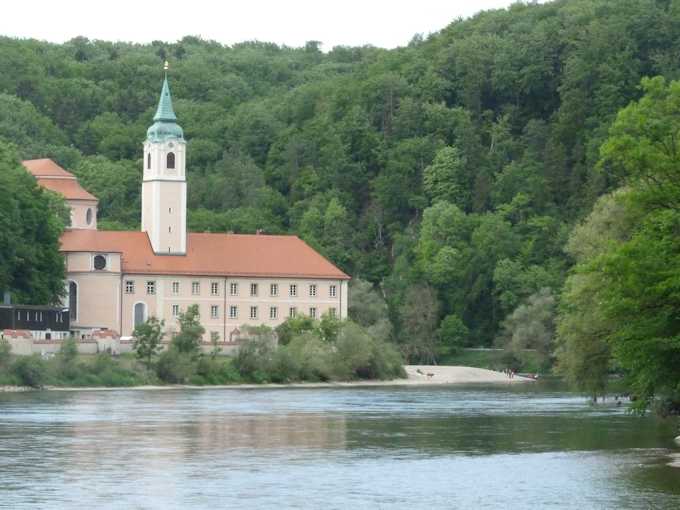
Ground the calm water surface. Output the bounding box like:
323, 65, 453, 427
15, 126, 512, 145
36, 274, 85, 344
1, 383, 679, 509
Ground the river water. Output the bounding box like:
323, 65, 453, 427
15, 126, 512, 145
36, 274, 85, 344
0, 383, 679, 509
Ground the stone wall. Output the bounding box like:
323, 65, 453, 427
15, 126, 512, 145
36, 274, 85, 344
1, 329, 243, 356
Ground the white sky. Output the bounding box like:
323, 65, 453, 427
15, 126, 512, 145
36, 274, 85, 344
1, 0, 520, 49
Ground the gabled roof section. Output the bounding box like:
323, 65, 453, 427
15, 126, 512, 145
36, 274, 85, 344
60, 230, 350, 280
23, 158, 75, 178
22, 159, 98, 202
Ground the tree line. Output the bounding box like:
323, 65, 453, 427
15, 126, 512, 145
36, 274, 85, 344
0, 0, 679, 410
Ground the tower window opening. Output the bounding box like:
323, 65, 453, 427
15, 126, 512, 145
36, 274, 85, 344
147, 153, 151, 169
167, 152, 175, 169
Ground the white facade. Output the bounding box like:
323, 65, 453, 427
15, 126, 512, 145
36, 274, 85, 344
141, 138, 187, 254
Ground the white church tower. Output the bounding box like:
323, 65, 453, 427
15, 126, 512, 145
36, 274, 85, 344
141, 65, 187, 255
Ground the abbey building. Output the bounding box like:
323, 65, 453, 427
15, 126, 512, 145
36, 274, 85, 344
21, 75, 349, 347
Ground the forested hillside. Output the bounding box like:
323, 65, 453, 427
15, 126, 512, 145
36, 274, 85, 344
2, 0, 679, 353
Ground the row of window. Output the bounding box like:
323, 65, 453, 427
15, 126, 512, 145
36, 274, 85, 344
125, 280, 338, 298
15, 310, 65, 323
170, 304, 337, 320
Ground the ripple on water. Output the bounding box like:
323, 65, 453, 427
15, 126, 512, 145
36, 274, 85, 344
0, 385, 679, 509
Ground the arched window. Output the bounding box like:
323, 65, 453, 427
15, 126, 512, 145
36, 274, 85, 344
86, 208, 93, 225
147, 153, 151, 169
134, 302, 147, 327
166, 152, 175, 169
69, 281, 78, 322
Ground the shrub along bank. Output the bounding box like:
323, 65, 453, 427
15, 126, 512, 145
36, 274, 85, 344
0, 311, 406, 388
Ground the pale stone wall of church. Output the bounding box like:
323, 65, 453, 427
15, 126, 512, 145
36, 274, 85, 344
141, 138, 187, 255
141, 177, 187, 254
68, 200, 98, 230
119, 274, 347, 341
66, 252, 121, 333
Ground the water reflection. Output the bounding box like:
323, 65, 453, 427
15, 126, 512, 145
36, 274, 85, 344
0, 385, 679, 509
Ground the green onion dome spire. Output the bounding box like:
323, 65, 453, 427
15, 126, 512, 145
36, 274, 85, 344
146, 65, 184, 142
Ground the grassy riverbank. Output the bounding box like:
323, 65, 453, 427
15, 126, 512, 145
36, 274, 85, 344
0, 326, 406, 389
1, 365, 534, 393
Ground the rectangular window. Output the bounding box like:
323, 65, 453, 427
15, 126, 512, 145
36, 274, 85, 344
329, 285, 337, 298
250, 306, 258, 319
192, 281, 200, 295
211, 282, 220, 296
172, 281, 180, 295
125, 280, 135, 294
230, 282, 238, 296
309, 307, 317, 319
289, 284, 297, 297
229, 305, 238, 319
270, 283, 278, 297
289, 307, 297, 318
172, 304, 180, 318
329, 307, 337, 318
270, 306, 278, 320
309, 284, 317, 297
210, 305, 219, 319
250, 283, 258, 297
146, 281, 156, 295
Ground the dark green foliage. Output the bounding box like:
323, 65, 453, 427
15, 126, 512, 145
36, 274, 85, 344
5, 0, 680, 355
171, 304, 204, 355
275, 315, 317, 346
12, 355, 47, 388
156, 348, 194, 383
496, 288, 556, 370
233, 320, 405, 383
0, 141, 65, 305
438, 315, 470, 355
133, 317, 165, 369
557, 77, 680, 411
0, 338, 10, 368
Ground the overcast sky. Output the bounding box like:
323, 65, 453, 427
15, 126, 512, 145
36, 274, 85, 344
1, 0, 520, 49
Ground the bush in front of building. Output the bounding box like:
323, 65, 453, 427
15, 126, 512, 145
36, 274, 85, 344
233, 319, 406, 383
156, 348, 194, 384
0, 338, 11, 368
191, 356, 242, 385
12, 354, 48, 388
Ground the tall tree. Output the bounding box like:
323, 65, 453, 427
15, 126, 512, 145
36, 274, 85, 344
0, 141, 65, 304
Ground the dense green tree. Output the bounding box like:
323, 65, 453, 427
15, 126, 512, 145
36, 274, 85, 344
171, 304, 205, 355
423, 145, 470, 209
133, 317, 165, 369
3, 0, 680, 355
0, 141, 65, 304
438, 314, 469, 353
496, 288, 556, 370
399, 284, 440, 363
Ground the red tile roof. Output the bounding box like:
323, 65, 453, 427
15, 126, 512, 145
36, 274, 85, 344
2, 329, 32, 339
22, 159, 98, 202
60, 230, 350, 280
22, 158, 74, 178
34, 178, 98, 201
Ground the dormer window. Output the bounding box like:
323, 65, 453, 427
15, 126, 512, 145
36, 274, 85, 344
167, 152, 175, 169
